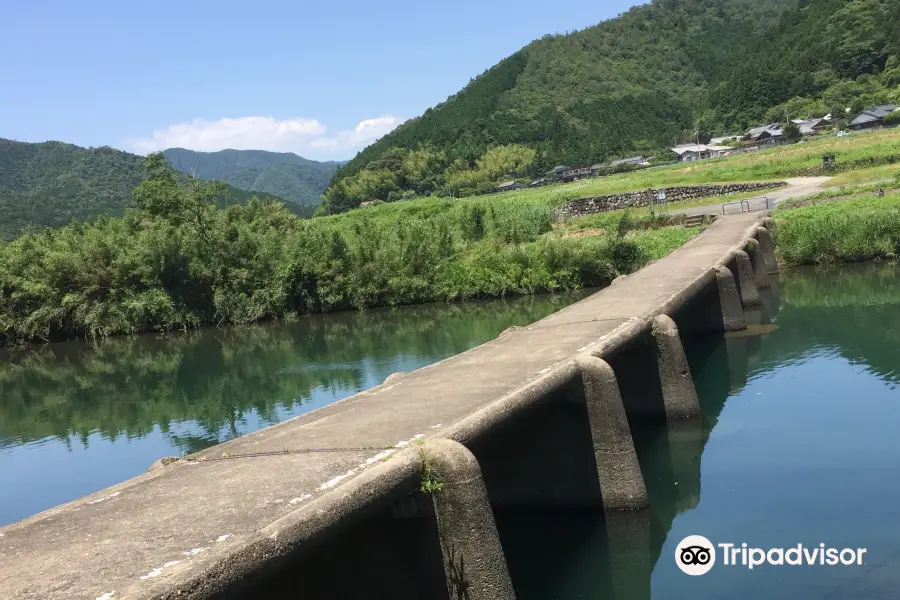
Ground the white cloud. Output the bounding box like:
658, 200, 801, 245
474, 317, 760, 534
126, 115, 403, 159
308, 116, 403, 152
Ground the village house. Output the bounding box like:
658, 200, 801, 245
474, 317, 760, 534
744, 123, 787, 147
710, 135, 741, 145
792, 116, 833, 135
547, 164, 593, 182
590, 156, 649, 176
670, 144, 731, 162
850, 105, 898, 130
494, 180, 526, 193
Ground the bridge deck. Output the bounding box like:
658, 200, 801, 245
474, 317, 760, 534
2, 211, 766, 600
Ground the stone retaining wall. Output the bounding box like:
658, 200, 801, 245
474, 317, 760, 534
555, 182, 787, 219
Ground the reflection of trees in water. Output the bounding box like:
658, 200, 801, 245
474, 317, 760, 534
499, 264, 900, 600
757, 262, 900, 385
0, 293, 583, 450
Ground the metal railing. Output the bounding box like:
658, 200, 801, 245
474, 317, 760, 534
722, 196, 773, 215
722, 199, 750, 215
745, 196, 774, 211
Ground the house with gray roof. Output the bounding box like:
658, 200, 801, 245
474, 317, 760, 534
710, 135, 740, 145
608, 156, 649, 169
789, 117, 832, 136
495, 180, 526, 193
591, 156, 650, 175
850, 105, 897, 130
744, 123, 790, 148
670, 144, 731, 162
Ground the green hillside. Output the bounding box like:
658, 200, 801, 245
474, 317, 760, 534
705, 0, 900, 126
0, 139, 300, 240
323, 0, 900, 213
163, 148, 342, 207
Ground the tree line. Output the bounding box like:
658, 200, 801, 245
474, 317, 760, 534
0, 153, 656, 346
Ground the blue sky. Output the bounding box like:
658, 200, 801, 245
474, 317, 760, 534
1, 0, 641, 161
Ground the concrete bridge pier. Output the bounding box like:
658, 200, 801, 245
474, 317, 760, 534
729, 250, 761, 308
425, 439, 517, 600
577, 356, 649, 510
755, 226, 779, 275
652, 315, 701, 420
672, 266, 747, 335
745, 238, 770, 289
470, 377, 608, 510
714, 266, 748, 332
603, 320, 702, 424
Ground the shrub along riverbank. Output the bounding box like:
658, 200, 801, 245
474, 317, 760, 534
774, 186, 900, 265
0, 154, 698, 346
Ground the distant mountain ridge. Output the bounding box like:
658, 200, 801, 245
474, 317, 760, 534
322, 0, 799, 212
163, 148, 344, 207
0, 139, 301, 241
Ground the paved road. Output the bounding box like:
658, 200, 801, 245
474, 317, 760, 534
0, 187, 822, 600
663, 177, 831, 217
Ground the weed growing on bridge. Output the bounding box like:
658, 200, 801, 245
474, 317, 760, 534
419, 450, 444, 495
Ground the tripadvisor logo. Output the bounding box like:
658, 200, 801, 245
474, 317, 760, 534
676, 535, 716, 576
675, 535, 867, 576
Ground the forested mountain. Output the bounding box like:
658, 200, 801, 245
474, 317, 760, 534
323, 0, 900, 213
163, 148, 342, 207
705, 0, 900, 126
0, 139, 297, 240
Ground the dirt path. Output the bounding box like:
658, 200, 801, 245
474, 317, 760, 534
664, 177, 832, 217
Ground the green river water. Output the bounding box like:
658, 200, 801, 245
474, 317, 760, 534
3, 262, 900, 600
499, 261, 900, 599
0, 292, 587, 527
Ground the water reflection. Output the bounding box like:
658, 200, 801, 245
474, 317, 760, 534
498, 261, 900, 599
0, 292, 588, 525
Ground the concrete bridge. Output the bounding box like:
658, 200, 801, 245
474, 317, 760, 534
2, 211, 784, 600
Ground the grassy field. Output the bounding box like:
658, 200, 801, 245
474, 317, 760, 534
330, 129, 900, 224
823, 163, 900, 187
774, 191, 900, 265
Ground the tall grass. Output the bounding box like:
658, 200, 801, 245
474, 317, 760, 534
0, 196, 696, 345
824, 163, 900, 187
774, 193, 900, 265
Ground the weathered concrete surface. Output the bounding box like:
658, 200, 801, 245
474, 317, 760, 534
715, 266, 748, 332
745, 238, 770, 289
731, 249, 761, 307
756, 226, 779, 274
426, 439, 516, 600
652, 315, 701, 420
577, 356, 648, 509
0, 209, 778, 600
384, 371, 408, 385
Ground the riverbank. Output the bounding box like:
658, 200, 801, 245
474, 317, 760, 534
0, 178, 697, 346
773, 183, 900, 265
1, 134, 890, 347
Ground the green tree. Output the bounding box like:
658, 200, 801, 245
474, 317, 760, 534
782, 122, 802, 141
132, 152, 228, 245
